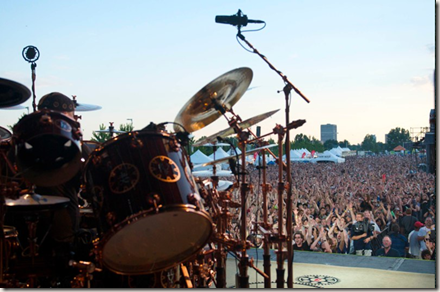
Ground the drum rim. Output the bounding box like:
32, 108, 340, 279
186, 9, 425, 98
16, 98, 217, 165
98, 204, 213, 275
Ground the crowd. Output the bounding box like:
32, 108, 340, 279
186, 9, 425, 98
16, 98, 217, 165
224, 155, 436, 260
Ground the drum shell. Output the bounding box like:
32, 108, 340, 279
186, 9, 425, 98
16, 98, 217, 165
12, 110, 82, 187
83, 130, 205, 233
83, 130, 212, 275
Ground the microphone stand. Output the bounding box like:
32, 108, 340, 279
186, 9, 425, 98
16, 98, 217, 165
236, 28, 310, 288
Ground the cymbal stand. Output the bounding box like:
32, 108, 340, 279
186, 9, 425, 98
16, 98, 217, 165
261, 149, 271, 288
236, 26, 310, 287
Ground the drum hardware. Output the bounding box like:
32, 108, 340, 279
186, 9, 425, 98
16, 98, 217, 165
5, 189, 69, 267
193, 109, 280, 146
69, 260, 102, 288
93, 122, 125, 137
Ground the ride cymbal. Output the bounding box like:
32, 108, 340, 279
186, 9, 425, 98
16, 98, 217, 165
193, 109, 279, 146
0, 78, 31, 108
174, 67, 253, 133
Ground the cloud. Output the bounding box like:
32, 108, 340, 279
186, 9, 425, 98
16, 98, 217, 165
426, 43, 435, 57
410, 73, 434, 88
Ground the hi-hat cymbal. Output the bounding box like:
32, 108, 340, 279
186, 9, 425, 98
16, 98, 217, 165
174, 67, 253, 133
202, 144, 277, 167
0, 78, 31, 108
193, 109, 279, 146
5, 193, 69, 212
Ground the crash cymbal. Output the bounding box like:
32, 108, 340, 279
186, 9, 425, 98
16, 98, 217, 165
72, 95, 102, 111
202, 144, 277, 167
174, 67, 253, 133
193, 109, 280, 146
0, 126, 11, 140
75, 103, 102, 111
0, 78, 31, 108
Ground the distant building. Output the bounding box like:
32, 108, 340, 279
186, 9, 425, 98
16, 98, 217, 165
321, 124, 337, 143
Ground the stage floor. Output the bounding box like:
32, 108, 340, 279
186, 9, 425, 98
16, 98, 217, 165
222, 250, 436, 289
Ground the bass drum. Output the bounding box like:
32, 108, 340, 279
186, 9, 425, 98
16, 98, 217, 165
83, 130, 212, 275
12, 109, 82, 187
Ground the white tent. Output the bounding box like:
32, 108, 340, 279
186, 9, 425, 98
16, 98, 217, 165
190, 150, 213, 171
227, 147, 242, 156
314, 151, 345, 163
208, 147, 230, 170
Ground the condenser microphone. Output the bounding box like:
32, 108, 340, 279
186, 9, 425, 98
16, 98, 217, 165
215, 9, 264, 27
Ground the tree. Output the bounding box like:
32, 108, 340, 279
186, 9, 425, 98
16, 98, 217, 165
361, 134, 378, 153
323, 139, 338, 150
338, 140, 350, 148
91, 122, 129, 143
386, 127, 411, 150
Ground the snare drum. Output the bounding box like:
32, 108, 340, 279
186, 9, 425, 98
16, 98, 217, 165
83, 130, 212, 275
12, 109, 82, 187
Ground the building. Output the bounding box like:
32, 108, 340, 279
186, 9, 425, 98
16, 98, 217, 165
320, 124, 337, 143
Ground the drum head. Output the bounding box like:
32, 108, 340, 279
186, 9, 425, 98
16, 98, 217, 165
102, 206, 212, 275
0, 126, 11, 141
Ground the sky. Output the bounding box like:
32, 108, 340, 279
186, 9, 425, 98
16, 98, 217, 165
0, 0, 435, 146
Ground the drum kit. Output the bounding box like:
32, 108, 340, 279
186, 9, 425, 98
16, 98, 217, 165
0, 61, 307, 288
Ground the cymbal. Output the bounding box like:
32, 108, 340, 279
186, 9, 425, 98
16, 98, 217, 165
0, 126, 11, 140
72, 95, 102, 111
0, 78, 31, 108
1, 105, 27, 110
199, 142, 230, 147
94, 129, 125, 134
193, 109, 279, 146
192, 169, 234, 177
5, 194, 69, 212
202, 144, 277, 167
75, 103, 102, 112
174, 67, 253, 133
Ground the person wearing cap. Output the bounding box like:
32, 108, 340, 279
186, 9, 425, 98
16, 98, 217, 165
408, 221, 425, 259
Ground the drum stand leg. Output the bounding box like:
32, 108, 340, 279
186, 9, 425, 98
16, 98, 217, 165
180, 263, 193, 288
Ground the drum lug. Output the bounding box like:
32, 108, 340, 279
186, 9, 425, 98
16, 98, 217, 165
187, 193, 201, 210
40, 114, 53, 125
106, 211, 117, 226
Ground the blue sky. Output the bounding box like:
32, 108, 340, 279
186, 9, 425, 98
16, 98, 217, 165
1, 0, 435, 145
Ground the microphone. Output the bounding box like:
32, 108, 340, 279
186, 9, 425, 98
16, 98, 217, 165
215, 9, 264, 27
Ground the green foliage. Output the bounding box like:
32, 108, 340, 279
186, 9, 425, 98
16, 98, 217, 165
361, 134, 378, 153
119, 123, 134, 132
91, 124, 111, 143
323, 139, 338, 150
386, 127, 411, 150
